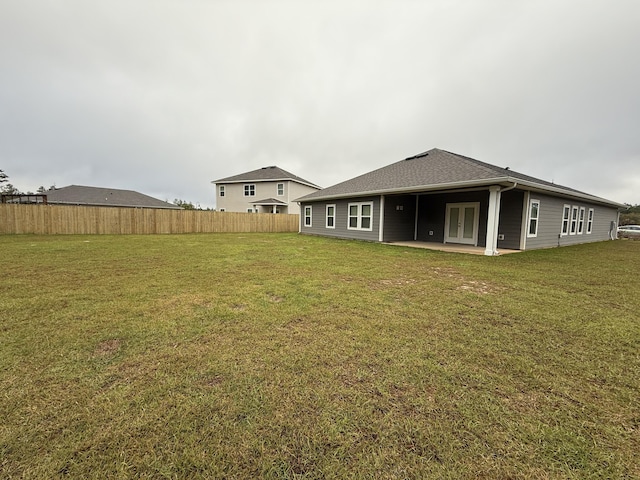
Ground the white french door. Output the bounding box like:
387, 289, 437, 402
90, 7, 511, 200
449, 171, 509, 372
444, 202, 480, 245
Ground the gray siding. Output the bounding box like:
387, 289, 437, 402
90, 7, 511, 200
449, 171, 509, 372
523, 192, 619, 250
497, 190, 524, 250
300, 196, 380, 242
382, 194, 416, 242
416, 191, 489, 247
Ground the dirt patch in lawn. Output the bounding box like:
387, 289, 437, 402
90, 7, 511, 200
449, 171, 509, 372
94, 338, 122, 357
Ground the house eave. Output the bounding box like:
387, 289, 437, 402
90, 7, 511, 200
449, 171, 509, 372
296, 176, 624, 209
295, 177, 514, 203
513, 179, 625, 208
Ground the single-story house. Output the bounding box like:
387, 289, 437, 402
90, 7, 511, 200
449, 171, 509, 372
296, 148, 623, 255
44, 185, 181, 209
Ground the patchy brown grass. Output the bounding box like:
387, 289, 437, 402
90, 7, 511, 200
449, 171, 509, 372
0, 233, 639, 478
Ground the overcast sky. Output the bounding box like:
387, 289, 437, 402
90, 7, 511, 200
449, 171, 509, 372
2, 0, 639, 208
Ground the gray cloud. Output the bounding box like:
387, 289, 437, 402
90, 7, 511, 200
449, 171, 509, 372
2, 0, 639, 208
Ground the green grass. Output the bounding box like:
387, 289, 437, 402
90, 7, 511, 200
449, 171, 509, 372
1, 233, 639, 479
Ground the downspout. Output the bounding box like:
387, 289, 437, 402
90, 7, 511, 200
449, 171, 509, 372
520, 191, 530, 250
500, 182, 518, 195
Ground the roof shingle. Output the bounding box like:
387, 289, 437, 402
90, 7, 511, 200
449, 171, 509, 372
213, 166, 320, 188
296, 148, 621, 207
45, 185, 181, 209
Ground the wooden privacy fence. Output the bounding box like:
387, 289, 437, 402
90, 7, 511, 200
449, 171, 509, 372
0, 204, 300, 235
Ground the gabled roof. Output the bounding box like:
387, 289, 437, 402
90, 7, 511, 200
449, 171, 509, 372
212, 166, 320, 189
251, 198, 288, 206
44, 185, 181, 209
296, 148, 623, 207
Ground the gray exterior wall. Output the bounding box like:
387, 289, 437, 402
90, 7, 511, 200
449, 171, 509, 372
382, 194, 417, 242
300, 188, 619, 252
523, 192, 619, 250
497, 189, 525, 250
300, 196, 380, 242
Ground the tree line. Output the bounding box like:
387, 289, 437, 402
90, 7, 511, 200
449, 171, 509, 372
0, 169, 55, 196
620, 204, 640, 226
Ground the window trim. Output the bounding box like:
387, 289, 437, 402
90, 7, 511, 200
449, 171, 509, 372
347, 201, 373, 231
527, 199, 540, 238
277, 183, 284, 196
577, 207, 585, 234
303, 206, 312, 227
326, 204, 336, 229
586, 208, 594, 234
243, 184, 256, 197
219, 185, 225, 197
570, 206, 579, 235
561, 204, 570, 236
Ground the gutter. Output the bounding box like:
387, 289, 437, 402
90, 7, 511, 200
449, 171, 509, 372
294, 177, 513, 203
296, 176, 624, 209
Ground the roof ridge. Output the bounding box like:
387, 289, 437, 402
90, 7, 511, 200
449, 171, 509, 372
213, 165, 320, 188
438, 149, 508, 177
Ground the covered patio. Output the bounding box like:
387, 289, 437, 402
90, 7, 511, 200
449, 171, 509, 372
386, 241, 520, 255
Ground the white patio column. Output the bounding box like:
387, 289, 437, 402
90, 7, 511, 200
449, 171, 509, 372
379, 195, 385, 242
485, 186, 502, 256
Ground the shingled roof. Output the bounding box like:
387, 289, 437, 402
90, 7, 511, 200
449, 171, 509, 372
213, 166, 320, 189
296, 148, 622, 207
45, 185, 181, 209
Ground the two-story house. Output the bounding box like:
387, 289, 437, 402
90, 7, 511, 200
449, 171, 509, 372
212, 166, 321, 214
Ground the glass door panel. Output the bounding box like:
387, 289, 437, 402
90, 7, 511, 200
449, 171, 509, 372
463, 207, 475, 239
448, 207, 460, 238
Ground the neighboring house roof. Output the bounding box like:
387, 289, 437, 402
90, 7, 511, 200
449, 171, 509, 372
251, 198, 288, 206
213, 166, 321, 189
296, 148, 624, 208
44, 185, 181, 209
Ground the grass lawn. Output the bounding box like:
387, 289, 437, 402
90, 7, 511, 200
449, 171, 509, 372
1, 233, 639, 479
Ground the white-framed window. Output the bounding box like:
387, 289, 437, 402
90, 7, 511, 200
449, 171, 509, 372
219, 208, 225, 212
247, 208, 254, 213
587, 208, 594, 234
277, 183, 284, 196
561, 204, 571, 236
578, 207, 585, 234
570, 206, 579, 235
527, 199, 540, 237
304, 206, 312, 227
326, 204, 336, 229
219, 185, 225, 197
244, 184, 255, 196
347, 202, 373, 231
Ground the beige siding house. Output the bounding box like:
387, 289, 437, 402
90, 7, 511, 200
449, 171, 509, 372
213, 166, 320, 214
